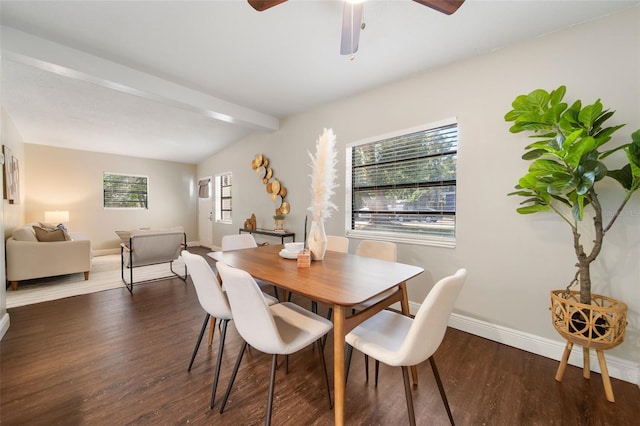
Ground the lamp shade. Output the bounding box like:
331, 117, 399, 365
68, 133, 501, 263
45, 210, 69, 224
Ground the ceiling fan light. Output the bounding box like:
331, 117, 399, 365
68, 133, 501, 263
340, 2, 364, 56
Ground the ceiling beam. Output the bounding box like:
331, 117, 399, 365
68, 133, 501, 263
1, 26, 280, 132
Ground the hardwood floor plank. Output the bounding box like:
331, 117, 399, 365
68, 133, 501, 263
2, 247, 639, 425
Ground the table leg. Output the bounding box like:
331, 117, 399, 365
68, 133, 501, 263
399, 282, 418, 385
208, 317, 216, 346
334, 305, 346, 426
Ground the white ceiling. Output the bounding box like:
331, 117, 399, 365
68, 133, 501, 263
2, 0, 639, 164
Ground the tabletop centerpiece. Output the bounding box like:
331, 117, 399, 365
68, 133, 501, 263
307, 128, 339, 260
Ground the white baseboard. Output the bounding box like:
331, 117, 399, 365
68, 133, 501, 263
446, 311, 639, 387
0, 312, 10, 341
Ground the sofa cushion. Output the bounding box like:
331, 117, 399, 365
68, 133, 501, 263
33, 226, 67, 242
12, 226, 38, 242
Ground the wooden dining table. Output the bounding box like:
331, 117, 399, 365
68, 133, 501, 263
207, 244, 424, 426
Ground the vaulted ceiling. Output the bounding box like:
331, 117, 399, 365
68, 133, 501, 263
2, 1, 638, 163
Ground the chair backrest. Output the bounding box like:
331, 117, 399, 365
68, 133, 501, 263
326, 235, 349, 253
181, 251, 232, 320
221, 234, 258, 251
355, 240, 397, 262
215, 262, 284, 354
398, 269, 467, 366
126, 231, 185, 267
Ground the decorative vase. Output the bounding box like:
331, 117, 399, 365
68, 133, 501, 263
274, 219, 284, 231
307, 220, 327, 261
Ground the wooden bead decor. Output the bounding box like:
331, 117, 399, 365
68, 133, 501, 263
251, 153, 290, 217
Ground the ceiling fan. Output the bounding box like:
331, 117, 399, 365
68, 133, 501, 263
248, 0, 465, 57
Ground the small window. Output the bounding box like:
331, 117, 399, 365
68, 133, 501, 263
215, 172, 232, 223
103, 173, 148, 209
346, 119, 458, 247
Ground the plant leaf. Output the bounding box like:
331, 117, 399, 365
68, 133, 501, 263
565, 136, 596, 167
517, 205, 549, 214
608, 165, 633, 190
549, 85, 566, 106
578, 100, 603, 129
572, 195, 585, 221
528, 159, 567, 176
522, 149, 547, 160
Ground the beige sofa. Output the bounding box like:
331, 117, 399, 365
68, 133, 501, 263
6, 224, 92, 290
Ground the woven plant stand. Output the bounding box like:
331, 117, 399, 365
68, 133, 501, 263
550, 290, 628, 402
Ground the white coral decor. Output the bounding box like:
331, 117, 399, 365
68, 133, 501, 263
308, 128, 339, 222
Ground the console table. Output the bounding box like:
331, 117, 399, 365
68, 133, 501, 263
239, 228, 295, 244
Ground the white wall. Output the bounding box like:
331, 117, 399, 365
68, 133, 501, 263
24, 144, 198, 252
1, 107, 26, 339
198, 8, 640, 379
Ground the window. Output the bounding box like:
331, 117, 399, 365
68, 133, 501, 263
103, 173, 148, 208
346, 119, 458, 247
215, 172, 232, 223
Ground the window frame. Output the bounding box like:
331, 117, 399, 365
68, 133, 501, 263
215, 172, 232, 224
345, 118, 458, 248
103, 172, 149, 209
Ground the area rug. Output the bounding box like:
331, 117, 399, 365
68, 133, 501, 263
6, 254, 187, 308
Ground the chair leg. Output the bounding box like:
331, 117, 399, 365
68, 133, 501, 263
266, 354, 278, 426
317, 338, 333, 409
219, 341, 248, 412
310, 302, 319, 353
272, 285, 279, 301
322, 308, 333, 347
210, 319, 229, 408
188, 313, 210, 371
375, 360, 380, 386
364, 354, 369, 382
429, 356, 455, 426
345, 344, 353, 384
402, 366, 416, 426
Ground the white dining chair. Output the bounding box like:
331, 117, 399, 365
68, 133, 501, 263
345, 268, 468, 426
326, 235, 349, 253
220, 233, 259, 251
353, 239, 398, 383
221, 233, 280, 300
181, 250, 277, 408
215, 261, 333, 425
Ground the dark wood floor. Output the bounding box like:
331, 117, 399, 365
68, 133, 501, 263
2, 247, 639, 425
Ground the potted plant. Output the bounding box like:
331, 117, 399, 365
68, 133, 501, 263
505, 85, 640, 401
273, 213, 286, 231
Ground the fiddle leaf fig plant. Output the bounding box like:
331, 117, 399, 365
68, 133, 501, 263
505, 85, 640, 304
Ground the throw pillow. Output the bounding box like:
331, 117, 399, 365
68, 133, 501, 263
12, 226, 38, 242
39, 221, 69, 233
33, 225, 67, 242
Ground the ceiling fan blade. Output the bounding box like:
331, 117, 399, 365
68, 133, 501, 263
340, 2, 364, 56
248, 0, 287, 12
412, 0, 465, 15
